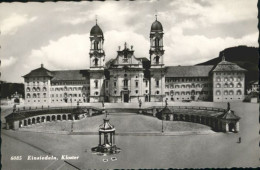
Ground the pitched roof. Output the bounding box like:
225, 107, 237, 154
23, 66, 53, 78
165, 65, 214, 77
213, 60, 247, 72
218, 110, 240, 120
160, 106, 172, 114
51, 70, 89, 81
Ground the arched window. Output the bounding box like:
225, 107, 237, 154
229, 77, 234, 81
43, 87, 47, 91
216, 83, 221, 88
175, 85, 180, 88
156, 91, 160, 95
94, 41, 99, 50
181, 91, 185, 95
27, 87, 30, 92
32, 87, 36, 92
229, 90, 234, 95
155, 56, 160, 64
186, 91, 190, 95
170, 90, 174, 95
229, 83, 234, 88
37, 87, 40, 92
155, 38, 159, 47
181, 85, 185, 88
94, 80, 98, 88
175, 92, 180, 95
224, 83, 228, 88
43, 93, 46, 98
94, 58, 98, 66
237, 77, 242, 81
216, 90, 221, 95
33, 93, 37, 98
216, 77, 221, 82
224, 77, 228, 82
196, 84, 200, 88
237, 83, 242, 88
191, 84, 195, 88
237, 90, 242, 95
27, 93, 31, 98
224, 90, 228, 95
37, 93, 40, 98
95, 92, 99, 96
186, 84, 190, 88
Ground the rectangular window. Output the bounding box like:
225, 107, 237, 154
114, 81, 117, 87
145, 81, 148, 87
156, 80, 159, 87
135, 81, 139, 87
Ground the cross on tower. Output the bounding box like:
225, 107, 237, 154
155, 9, 158, 20
95, 15, 98, 25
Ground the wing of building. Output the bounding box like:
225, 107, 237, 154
23, 17, 247, 105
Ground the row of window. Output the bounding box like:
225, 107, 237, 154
165, 91, 209, 96
215, 77, 243, 82
27, 87, 47, 92
165, 84, 209, 89
215, 90, 242, 95
51, 81, 87, 86
50, 87, 89, 91
26, 81, 48, 85
215, 83, 242, 88
26, 93, 89, 98
215, 72, 243, 75
166, 77, 209, 83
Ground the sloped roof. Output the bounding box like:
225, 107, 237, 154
23, 66, 53, 78
218, 110, 240, 120
51, 70, 89, 81
160, 106, 172, 114
99, 118, 115, 132
165, 65, 214, 77
213, 60, 247, 72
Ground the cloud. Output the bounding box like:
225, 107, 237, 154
164, 26, 258, 65
170, 0, 257, 26
105, 30, 150, 60
1, 56, 17, 68
0, 13, 37, 35
27, 34, 90, 70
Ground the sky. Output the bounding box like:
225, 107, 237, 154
0, 0, 258, 83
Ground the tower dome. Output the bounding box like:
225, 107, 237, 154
90, 24, 103, 36
151, 20, 163, 32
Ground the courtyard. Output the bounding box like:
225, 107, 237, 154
1, 102, 259, 169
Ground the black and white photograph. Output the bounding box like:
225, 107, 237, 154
0, 0, 259, 169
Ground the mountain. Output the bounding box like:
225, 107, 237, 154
197, 45, 259, 83
0, 82, 24, 99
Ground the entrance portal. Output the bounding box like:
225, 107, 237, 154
123, 94, 129, 103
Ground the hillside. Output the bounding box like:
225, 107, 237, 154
0, 82, 24, 99
197, 45, 259, 83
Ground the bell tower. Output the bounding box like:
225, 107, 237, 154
149, 14, 166, 102
149, 14, 164, 67
89, 18, 105, 69
89, 18, 105, 102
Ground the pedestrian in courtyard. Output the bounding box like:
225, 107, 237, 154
227, 102, 230, 111
139, 99, 142, 108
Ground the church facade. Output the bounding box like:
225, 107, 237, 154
23, 18, 246, 104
